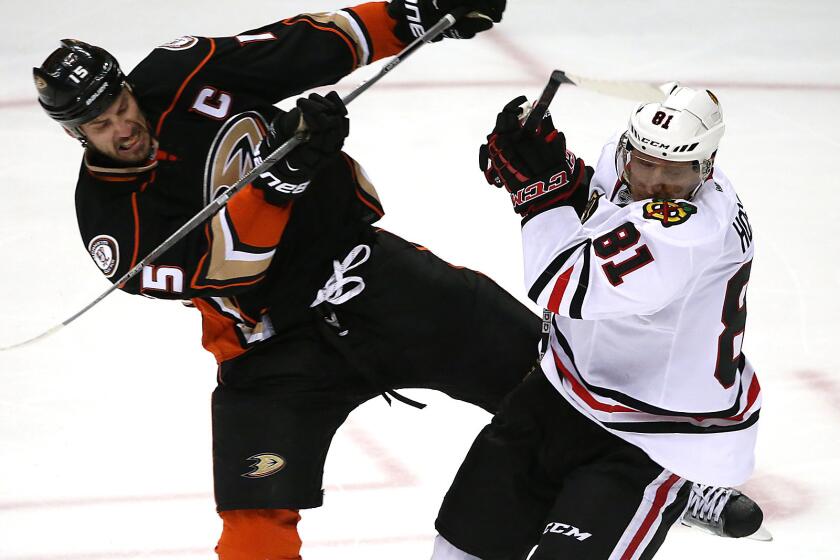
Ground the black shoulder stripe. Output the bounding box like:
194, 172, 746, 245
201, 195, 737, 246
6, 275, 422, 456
344, 8, 373, 64
603, 411, 759, 434
562, 337, 749, 419
527, 240, 588, 302
569, 240, 591, 319
552, 319, 578, 369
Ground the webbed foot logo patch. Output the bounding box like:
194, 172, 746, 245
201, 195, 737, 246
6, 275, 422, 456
642, 199, 697, 227
241, 453, 286, 478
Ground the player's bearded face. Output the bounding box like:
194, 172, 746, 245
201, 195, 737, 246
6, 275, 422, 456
625, 152, 702, 202
79, 88, 152, 164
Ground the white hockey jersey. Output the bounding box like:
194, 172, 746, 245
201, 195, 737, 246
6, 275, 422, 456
523, 135, 760, 486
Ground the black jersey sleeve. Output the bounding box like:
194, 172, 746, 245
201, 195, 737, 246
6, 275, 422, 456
133, 2, 406, 108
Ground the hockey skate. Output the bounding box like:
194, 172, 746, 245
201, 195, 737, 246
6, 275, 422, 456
681, 484, 772, 541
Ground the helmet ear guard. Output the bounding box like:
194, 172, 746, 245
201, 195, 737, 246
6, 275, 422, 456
33, 39, 127, 139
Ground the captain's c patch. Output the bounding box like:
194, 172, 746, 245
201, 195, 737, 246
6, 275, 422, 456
642, 199, 697, 228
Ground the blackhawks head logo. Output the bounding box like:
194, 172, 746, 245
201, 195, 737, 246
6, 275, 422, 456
642, 199, 697, 227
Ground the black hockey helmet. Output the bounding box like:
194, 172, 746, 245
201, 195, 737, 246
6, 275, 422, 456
33, 39, 126, 130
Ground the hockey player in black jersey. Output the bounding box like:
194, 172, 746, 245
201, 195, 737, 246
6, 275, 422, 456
33, 1, 530, 558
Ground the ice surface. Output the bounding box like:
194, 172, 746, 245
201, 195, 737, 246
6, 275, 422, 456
1, 1, 839, 558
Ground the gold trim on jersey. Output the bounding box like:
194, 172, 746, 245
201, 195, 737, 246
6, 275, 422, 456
307, 11, 370, 65
351, 160, 382, 206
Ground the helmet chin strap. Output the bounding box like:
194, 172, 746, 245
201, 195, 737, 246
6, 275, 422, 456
62, 125, 89, 147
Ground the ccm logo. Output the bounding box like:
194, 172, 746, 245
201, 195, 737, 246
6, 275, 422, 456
511, 170, 569, 207
543, 522, 592, 541
630, 126, 671, 150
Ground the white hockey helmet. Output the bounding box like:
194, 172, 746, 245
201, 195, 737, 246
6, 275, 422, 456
614, 84, 725, 201
626, 83, 725, 171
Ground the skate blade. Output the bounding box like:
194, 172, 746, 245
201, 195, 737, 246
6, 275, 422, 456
680, 520, 774, 542
747, 525, 773, 542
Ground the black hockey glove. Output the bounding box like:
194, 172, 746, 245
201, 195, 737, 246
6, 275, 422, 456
387, 0, 505, 43
252, 91, 349, 205
479, 96, 590, 218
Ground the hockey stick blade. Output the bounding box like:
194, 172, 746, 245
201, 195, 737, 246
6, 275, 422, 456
562, 72, 668, 102
522, 69, 569, 133
0, 10, 469, 353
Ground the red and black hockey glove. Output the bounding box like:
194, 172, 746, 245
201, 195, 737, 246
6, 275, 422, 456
388, 0, 505, 43
479, 96, 590, 218
252, 91, 349, 205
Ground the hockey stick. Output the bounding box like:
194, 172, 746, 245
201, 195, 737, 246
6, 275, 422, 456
557, 70, 668, 103
523, 70, 669, 130
0, 9, 469, 352
522, 69, 567, 132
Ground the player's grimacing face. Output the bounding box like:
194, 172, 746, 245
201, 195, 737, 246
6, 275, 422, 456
626, 152, 701, 202
79, 88, 151, 163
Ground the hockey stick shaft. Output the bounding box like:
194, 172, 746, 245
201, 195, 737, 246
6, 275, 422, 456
1, 10, 466, 352
522, 70, 568, 133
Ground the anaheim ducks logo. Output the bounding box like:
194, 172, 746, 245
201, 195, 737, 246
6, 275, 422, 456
241, 453, 286, 478
34, 76, 47, 90
642, 198, 697, 227
204, 111, 269, 205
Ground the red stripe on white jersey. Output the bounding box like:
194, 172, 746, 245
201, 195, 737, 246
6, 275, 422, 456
609, 471, 686, 560
547, 266, 574, 312
553, 350, 638, 414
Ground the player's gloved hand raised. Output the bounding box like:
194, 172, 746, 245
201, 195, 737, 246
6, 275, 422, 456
388, 0, 505, 43
479, 95, 590, 218
252, 91, 349, 205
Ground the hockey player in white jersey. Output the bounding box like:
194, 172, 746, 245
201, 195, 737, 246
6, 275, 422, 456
431, 85, 764, 560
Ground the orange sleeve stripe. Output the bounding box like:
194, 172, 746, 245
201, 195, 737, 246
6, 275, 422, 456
129, 191, 141, 269
190, 224, 213, 289
226, 185, 292, 248
282, 18, 359, 69
341, 153, 384, 218
192, 298, 248, 363
155, 39, 217, 136
355, 187, 384, 217
87, 173, 138, 182
194, 276, 265, 290
349, 2, 406, 60
235, 303, 260, 325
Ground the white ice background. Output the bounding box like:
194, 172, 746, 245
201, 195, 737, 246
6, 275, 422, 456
1, 1, 839, 558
